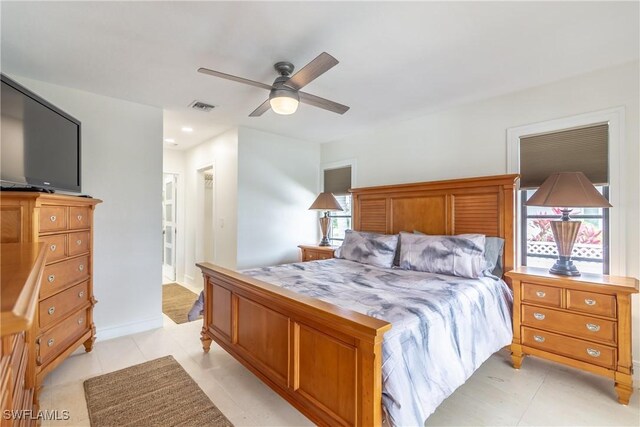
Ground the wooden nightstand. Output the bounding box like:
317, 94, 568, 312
298, 245, 337, 262
506, 266, 639, 404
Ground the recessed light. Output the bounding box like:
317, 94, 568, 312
164, 138, 175, 143
181, 126, 193, 133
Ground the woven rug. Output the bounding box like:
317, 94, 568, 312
162, 283, 199, 324
84, 355, 233, 426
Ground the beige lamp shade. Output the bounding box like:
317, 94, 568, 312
526, 172, 612, 208
309, 192, 343, 211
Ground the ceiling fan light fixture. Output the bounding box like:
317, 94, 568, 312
269, 88, 299, 115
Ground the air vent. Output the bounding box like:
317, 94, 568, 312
189, 101, 215, 112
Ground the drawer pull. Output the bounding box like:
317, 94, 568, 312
79, 264, 85, 272
50, 215, 57, 222
50, 244, 57, 251
77, 214, 83, 221
47, 307, 55, 315
584, 298, 596, 306
586, 323, 601, 332
76, 239, 82, 245
535, 291, 546, 298
77, 318, 84, 325
48, 274, 55, 283
79, 291, 85, 298
586, 348, 601, 358
533, 335, 545, 343
47, 339, 54, 347
533, 312, 546, 320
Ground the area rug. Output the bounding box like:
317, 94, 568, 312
162, 283, 199, 324
84, 355, 233, 427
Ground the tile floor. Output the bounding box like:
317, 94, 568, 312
40, 315, 639, 426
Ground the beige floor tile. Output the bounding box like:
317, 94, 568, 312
45, 382, 90, 427
42, 350, 102, 387
93, 335, 145, 374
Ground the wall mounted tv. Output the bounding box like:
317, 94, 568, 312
1, 74, 81, 193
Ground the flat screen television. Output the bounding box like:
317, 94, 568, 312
1, 74, 81, 193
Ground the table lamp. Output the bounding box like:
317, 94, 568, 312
526, 172, 611, 276
309, 192, 343, 246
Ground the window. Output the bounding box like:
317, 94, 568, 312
323, 165, 352, 244
521, 186, 609, 274
328, 194, 352, 243
518, 123, 610, 274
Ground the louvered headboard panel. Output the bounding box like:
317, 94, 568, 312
350, 174, 519, 275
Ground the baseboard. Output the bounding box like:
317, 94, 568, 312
183, 274, 194, 285
95, 315, 163, 341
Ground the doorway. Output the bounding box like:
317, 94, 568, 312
195, 165, 215, 268
162, 173, 177, 283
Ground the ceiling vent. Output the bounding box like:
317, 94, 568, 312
189, 100, 215, 112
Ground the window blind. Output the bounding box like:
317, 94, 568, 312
324, 166, 352, 195
519, 123, 608, 189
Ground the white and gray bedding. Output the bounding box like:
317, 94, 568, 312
242, 258, 513, 427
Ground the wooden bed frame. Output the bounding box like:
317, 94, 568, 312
197, 174, 519, 427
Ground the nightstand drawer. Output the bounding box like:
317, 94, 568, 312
566, 289, 616, 318
303, 251, 318, 261
522, 305, 616, 345
522, 283, 561, 307
522, 327, 616, 369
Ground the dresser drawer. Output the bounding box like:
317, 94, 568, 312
522, 283, 562, 307
69, 207, 90, 230
67, 231, 90, 256
303, 250, 318, 261
522, 326, 616, 369
39, 206, 67, 232
37, 309, 88, 365
39, 282, 90, 330
566, 289, 616, 318
40, 255, 90, 299
39, 234, 67, 263
522, 305, 616, 345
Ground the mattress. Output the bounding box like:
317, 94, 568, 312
242, 258, 513, 427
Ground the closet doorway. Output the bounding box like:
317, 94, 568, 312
162, 173, 177, 283
196, 165, 215, 266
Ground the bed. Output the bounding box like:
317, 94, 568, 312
197, 174, 518, 427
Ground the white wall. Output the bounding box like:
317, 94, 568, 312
182, 128, 239, 286
12, 75, 164, 340
163, 148, 186, 282
237, 127, 320, 269
321, 60, 640, 374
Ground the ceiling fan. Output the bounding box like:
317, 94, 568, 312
198, 52, 349, 117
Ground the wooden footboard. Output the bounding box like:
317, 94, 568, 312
197, 262, 392, 427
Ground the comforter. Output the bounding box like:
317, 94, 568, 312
242, 258, 513, 427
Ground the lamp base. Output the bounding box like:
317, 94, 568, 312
318, 213, 331, 247
549, 256, 581, 276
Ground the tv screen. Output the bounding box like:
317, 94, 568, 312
1, 74, 81, 192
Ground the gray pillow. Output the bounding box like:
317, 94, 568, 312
335, 230, 399, 268
400, 232, 486, 278
414, 231, 504, 278
483, 237, 505, 278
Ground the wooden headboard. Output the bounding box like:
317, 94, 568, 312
350, 174, 519, 274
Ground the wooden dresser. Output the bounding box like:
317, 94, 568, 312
1, 243, 47, 426
506, 266, 639, 404
0, 193, 101, 392
298, 244, 336, 262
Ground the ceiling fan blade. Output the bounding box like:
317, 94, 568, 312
198, 67, 273, 91
284, 52, 339, 90
299, 92, 349, 115
249, 99, 271, 117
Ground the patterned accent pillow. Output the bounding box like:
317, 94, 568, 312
400, 232, 486, 278
335, 230, 399, 268
414, 231, 504, 278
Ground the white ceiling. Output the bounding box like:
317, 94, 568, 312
2, 2, 638, 150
